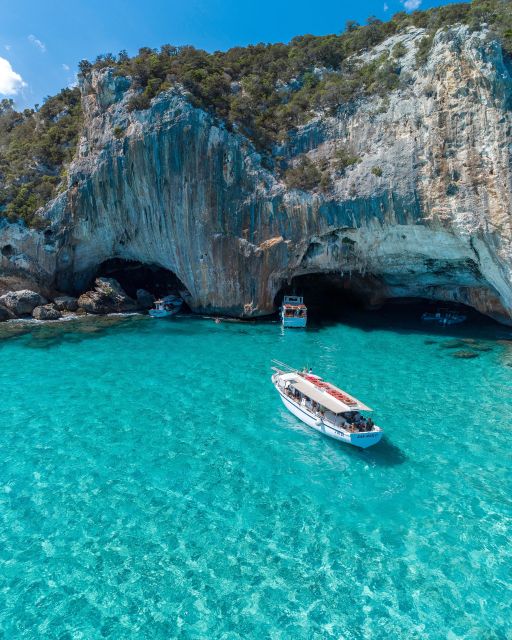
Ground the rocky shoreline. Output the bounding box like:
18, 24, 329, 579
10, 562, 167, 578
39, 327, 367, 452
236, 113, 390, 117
0, 277, 156, 323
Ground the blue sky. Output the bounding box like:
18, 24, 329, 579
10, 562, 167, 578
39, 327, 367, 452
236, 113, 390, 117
1, 0, 464, 109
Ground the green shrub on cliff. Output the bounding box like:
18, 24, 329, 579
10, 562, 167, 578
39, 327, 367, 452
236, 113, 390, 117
284, 156, 323, 191
0, 88, 82, 227
334, 148, 361, 173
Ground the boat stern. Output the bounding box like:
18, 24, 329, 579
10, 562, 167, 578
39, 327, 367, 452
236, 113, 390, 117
349, 429, 383, 449
282, 316, 307, 328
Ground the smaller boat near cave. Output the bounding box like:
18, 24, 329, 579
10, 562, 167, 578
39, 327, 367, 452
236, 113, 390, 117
271, 361, 383, 449
281, 295, 307, 328
421, 308, 466, 326
149, 295, 183, 318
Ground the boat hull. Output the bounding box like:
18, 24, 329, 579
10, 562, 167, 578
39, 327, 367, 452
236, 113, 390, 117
149, 307, 180, 318
276, 386, 382, 449
281, 315, 307, 328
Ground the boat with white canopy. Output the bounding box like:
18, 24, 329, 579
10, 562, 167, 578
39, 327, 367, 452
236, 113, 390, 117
271, 360, 383, 448
149, 295, 183, 318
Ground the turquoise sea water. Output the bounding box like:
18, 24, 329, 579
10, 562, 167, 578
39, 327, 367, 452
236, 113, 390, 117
0, 311, 511, 639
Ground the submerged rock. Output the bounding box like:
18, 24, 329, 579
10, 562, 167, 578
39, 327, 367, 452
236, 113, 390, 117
53, 295, 79, 312
78, 277, 138, 314
0, 290, 47, 316
136, 288, 155, 310
440, 340, 466, 349
452, 350, 479, 359
470, 343, 493, 352
32, 304, 62, 321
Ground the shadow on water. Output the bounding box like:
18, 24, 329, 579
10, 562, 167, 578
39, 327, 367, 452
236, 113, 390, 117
304, 299, 509, 343
323, 435, 407, 467
359, 436, 408, 467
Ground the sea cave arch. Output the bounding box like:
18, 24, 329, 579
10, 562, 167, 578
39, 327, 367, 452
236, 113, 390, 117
92, 258, 190, 300
273, 271, 485, 324
274, 272, 383, 320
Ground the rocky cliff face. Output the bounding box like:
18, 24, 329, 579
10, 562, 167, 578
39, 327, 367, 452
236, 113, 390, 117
1, 25, 511, 322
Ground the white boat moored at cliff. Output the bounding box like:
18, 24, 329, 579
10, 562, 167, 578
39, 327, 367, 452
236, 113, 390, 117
149, 295, 183, 318
281, 295, 307, 328
271, 360, 382, 449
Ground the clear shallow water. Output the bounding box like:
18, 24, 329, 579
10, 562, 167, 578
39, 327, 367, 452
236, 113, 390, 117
0, 312, 511, 639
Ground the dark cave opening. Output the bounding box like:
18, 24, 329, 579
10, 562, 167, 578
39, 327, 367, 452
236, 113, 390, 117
275, 272, 378, 320
274, 272, 488, 328
93, 258, 189, 300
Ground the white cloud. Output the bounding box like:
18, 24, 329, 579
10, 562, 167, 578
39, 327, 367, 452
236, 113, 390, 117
402, 0, 422, 10
28, 34, 46, 53
0, 57, 27, 95
4, 44, 11, 51
62, 63, 70, 71
383, 3, 389, 11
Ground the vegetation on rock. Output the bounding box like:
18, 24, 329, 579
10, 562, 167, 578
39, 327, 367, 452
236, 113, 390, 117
84, 0, 511, 154
0, 89, 81, 227
1, 0, 511, 226
284, 156, 323, 191
334, 148, 361, 173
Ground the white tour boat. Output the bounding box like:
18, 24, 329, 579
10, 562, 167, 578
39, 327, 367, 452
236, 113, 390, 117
281, 295, 307, 328
149, 295, 183, 318
271, 360, 383, 449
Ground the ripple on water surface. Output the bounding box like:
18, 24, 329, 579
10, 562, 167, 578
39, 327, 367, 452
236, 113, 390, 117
0, 313, 511, 638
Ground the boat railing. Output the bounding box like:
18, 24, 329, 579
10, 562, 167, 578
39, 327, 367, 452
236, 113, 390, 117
271, 359, 298, 373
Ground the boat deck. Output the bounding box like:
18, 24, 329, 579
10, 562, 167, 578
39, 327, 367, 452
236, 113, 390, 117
279, 384, 377, 434
278, 371, 372, 414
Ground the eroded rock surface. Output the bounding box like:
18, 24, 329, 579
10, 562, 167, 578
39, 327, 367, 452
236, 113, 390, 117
53, 296, 79, 312
0, 290, 47, 316
32, 304, 62, 321
78, 277, 138, 314
0, 25, 511, 322
0, 306, 12, 321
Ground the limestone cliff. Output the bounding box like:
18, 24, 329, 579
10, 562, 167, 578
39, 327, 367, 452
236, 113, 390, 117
1, 25, 511, 322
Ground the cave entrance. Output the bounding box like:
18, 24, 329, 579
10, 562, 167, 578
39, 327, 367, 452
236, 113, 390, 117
275, 272, 377, 321
274, 272, 489, 328
94, 258, 188, 299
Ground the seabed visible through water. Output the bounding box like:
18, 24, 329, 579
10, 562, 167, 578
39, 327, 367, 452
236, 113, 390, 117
0, 305, 510, 638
